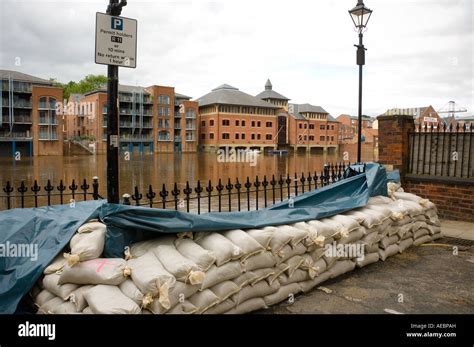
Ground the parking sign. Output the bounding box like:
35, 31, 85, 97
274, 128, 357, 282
95, 12, 137, 68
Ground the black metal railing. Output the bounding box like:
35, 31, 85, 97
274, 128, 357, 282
408, 123, 473, 178
0, 162, 366, 212
1, 177, 102, 210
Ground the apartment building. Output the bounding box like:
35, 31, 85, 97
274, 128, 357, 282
198, 84, 281, 151
66, 84, 198, 154
336, 114, 373, 144
0, 70, 63, 157
286, 103, 339, 153
382, 105, 442, 128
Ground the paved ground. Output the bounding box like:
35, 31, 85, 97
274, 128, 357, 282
264, 221, 474, 314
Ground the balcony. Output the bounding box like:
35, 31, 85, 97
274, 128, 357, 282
0, 131, 32, 140
142, 122, 153, 128
174, 124, 181, 130
39, 117, 49, 125
185, 126, 196, 131
120, 122, 132, 128
1, 116, 32, 124
174, 136, 182, 142
119, 95, 133, 102
120, 134, 154, 142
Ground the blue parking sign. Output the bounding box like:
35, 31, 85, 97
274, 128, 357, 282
111, 17, 123, 30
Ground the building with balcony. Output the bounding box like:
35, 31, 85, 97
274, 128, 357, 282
0, 70, 63, 156
66, 84, 198, 154
197, 84, 281, 152
336, 114, 373, 144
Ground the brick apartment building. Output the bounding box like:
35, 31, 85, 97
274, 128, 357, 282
65, 84, 198, 154
198, 84, 281, 151
0, 70, 63, 157
336, 114, 373, 144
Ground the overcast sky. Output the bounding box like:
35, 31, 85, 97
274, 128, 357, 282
0, 0, 472, 117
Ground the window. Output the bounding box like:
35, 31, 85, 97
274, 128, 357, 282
266, 134, 272, 140
320, 125, 325, 130
241, 133, 245, 139
331, 136, 334, 141
210, 119, 215, 126
266, 122, 272, 128
236, 120, 240, 126
235, 133, 239, 139
331, 125, 335, 130
309, 124, 314, 129
222, 133, 230, 139
304, 123, 307, 129
251, 134, 255, 140
158, 131, 171, 141
257, 134, 261, 140
201, 121, 205, 127
158, 95, 170, 105
242, 120, 246, 126
201, 134, 206, 140
257, 121, 261, 127
299, 124, 302, 129
210, 133, 215, 139
251, 121, 255, 127
158, 107, 170, 117
185, 109, 196, 119
320, 136, 325, 141
222, 119, 230, 126
309, 135, 314, 141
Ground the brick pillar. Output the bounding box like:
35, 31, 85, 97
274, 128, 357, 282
377, 114, 415, 180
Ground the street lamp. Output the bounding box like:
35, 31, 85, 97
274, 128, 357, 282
349, 0, 372, 163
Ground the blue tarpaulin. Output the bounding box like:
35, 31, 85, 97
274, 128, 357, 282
0, 162, 387, 314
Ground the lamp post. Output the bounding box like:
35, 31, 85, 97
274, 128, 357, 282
349, 0, 372, 163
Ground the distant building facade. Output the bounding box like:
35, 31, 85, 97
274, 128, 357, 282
0, 70, 63, 157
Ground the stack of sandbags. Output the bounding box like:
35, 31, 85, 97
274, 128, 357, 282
31, 189, 442, 314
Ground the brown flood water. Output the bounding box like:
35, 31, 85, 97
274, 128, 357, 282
0, 144, 377, 210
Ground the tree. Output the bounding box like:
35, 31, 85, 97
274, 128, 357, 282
52, 75, 108, 100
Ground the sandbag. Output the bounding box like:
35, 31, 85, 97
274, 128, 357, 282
149, 281, 200, 314
279, 269, 310, 285
221, 229, 265, 260
210, 281, 240, 301
44, 254, 67, 275
226, 297, 267, 314
378, 244, 399, 261
152, 245, 205, 284
84, 285, 141, 314
299, 271, 332, 293
119, 279, 145, 306
64, 227, 106, 266
34, 289, 56, 308
233, 271, 260, 288
77, 221, 106, 234
175, 238, 216, 271
82, 307, 93, 314
187, 289, 220, 314
167, 301, 198, 314
413, 235, 432, 246
398, 238, 414, 252
127, 252, 176, 310
43, 274, 78, 300
51, 301, 78, 314
69, 285, 93, 312
413, 228, 429, 239
275, 243, 307, 263
129, 235, 176, 258
356, 252, 379, 268
379, 235, 399, 250
37, 297, 65, 314
200, 261, 242, 290
328, 215, 361, 233
338, 228, 366, 244
233, 280, 280, 304
329, 260, 356, 278
245, 227, 276, 249
251, 268, 276, 285
196, 233, 242, 266
241, 251, 276, 272
368, 196, 393, 205
263, 283, 301, 306
59, 258, 130, 286
204, 298, 236, 314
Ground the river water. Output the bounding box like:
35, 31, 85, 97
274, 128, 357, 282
0, 144, 377, 210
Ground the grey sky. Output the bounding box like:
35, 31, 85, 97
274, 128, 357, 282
0, 0, 472, 117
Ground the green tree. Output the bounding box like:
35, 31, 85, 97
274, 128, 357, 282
52, 75, 107, 100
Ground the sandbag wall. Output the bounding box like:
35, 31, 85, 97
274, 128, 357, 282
30, 189, 442, 314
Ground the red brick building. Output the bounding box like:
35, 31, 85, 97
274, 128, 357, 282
0, 70, 63, 156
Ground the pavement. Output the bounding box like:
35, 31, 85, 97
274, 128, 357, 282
264, 219, 474, 314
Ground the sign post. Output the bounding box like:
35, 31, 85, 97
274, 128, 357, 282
95, 0, 137, 203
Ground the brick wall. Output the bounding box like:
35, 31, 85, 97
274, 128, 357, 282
403, 177, 474, 222
377, 114, 474, 221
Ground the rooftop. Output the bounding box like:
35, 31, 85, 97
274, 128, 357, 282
197, 84, 280, 108
255, 79, 290, 101
0, 69, 53, 85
